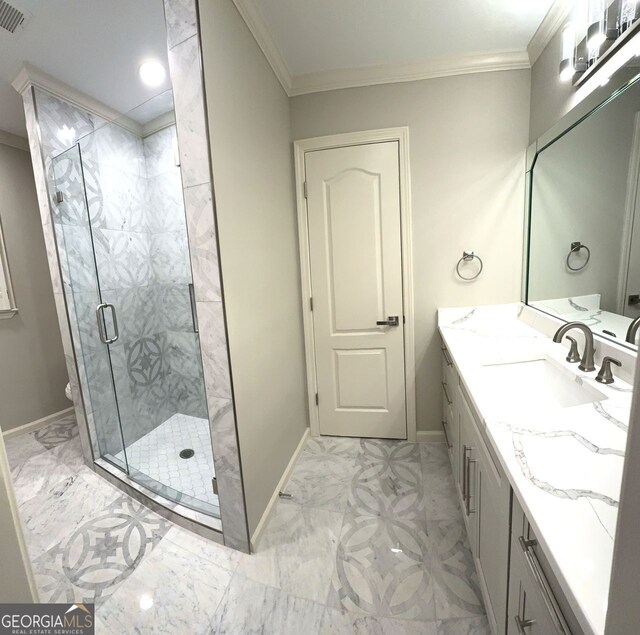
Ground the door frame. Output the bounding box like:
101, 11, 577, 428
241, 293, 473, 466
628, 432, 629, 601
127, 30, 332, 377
293, 127, 416, 441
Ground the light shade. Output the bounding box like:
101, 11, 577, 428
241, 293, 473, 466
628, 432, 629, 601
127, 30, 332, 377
560, 22, 576, 82
587, 0, 607, 54
138, 60, 166, 87
622, 0, 639, 30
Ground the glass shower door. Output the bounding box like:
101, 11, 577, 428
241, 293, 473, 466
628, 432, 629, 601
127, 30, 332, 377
51, 144, 129, 473
52, 111, 219, 518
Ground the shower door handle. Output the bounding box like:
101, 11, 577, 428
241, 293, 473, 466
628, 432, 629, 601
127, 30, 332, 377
96, 303, 119, 344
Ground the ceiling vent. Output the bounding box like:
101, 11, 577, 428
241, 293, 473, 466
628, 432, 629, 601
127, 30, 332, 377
0, 0, 30, 35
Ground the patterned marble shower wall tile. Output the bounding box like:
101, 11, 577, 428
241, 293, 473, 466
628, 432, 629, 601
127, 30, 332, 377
143, 126, 179, 178
167, 35, 210, 188
150, 230, 191, 285
98, 164, 147, 233
164, 330, 203, 378
157, 283, 194, 332
34, 89, 101, 158
93, 228, 153, 290
164, 0, 198, 49
146, 170, 186, 234
163, 367, 208, 419
50, 150, 97, 226
108, 285, 163, 342
81, 121, 146, 178
183, 183, 221, 302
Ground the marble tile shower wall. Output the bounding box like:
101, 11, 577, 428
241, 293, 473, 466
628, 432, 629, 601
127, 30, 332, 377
35, 88, 207, 456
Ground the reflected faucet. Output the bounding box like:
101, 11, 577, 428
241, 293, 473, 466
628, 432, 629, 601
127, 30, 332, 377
625, 316, 640, 345
552, 322, 596, 372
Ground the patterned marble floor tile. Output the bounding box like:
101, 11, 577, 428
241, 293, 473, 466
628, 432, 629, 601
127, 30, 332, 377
328, 511, 437, 621
236, 501, 343, 604
437, 616, 491, 635
349, 441, 425, 521
321, 607, 438, 634
162, 525, 240, 573
97, 534, 231, 634
34, 416, 79, 449
305, 435, 362, 459
4, 432, 48, 468
32, 493, 170, 606
284, 451, 358, 512
428, 520, 485, 620
421, 443, 450, 468
18, 471, 121, 559
423, 470, 463, 522
210, 573, 327, 635
11, 450, 79, 506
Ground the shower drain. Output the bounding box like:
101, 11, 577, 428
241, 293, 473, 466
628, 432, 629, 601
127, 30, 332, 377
179, 448, 195, 459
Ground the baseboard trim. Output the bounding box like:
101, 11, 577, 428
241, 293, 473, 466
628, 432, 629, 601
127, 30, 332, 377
250, 427, 311, 550
2, 407, 74, 439
416, 430, 446, 443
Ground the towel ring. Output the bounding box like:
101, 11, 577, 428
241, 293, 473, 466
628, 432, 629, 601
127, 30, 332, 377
456, 251, 483, 281
566, 242, 590, 272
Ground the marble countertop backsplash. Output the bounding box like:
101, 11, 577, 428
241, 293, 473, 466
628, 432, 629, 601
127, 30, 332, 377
438, 303, 632, 635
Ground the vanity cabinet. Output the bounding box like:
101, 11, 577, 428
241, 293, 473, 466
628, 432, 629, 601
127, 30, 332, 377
507, 498, 575, 635
439, 337, 584, 635
441, 346, 459, 481
441, 343, 510, 635
458, 384, 510, 635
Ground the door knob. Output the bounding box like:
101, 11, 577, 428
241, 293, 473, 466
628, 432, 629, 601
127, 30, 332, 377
376, 316, 399, 327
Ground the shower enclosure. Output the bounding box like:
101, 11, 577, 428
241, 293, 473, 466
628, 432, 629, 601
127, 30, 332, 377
48, 91, 219, 518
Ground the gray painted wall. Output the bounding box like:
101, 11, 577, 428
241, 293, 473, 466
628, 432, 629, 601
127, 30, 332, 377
199, 0, 308, 535
0, 141, 68, 432
290, 70, 531, 434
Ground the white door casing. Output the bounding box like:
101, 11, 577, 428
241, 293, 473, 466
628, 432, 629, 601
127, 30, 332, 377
299, 134, 412, 439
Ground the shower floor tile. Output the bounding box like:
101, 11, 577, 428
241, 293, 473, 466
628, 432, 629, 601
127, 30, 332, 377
115, 413, 217, 509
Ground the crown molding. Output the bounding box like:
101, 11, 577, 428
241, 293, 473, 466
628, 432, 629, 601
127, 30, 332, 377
289, 50, 531, 96
0, 129, 28, 151
11, 63, 142, 136
141, 110, 176, 138
231, 0, 293, 94
527, 0, 574, 66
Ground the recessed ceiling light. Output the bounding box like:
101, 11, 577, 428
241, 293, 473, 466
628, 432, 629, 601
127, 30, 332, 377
138, 60, 166, 87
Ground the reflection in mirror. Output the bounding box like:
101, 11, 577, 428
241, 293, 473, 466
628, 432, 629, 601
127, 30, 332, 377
527, 72, 640, 350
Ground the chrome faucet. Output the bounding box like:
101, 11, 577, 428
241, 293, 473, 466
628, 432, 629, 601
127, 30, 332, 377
552, 322, 596, 372
625, 316, 640, 344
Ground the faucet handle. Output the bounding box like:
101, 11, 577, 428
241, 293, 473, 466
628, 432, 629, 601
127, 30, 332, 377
565, 336, 580, 363
596, 357, 622, 384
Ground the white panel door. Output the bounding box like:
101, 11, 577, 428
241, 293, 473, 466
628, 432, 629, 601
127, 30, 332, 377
305, 141, 406, 439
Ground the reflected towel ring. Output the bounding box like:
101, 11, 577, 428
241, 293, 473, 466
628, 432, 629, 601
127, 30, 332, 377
456, 251, 483, 281
566, 241, 591, 272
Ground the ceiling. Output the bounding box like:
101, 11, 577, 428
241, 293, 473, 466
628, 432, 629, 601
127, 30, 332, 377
0, 0, 566, 137
0, 0, 170, 137
257, 0, 555, 77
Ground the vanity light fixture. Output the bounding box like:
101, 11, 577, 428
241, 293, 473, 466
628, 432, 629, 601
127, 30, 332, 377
587, 0, 607, 60
138, 59, 166, 87
621, 0, 640, 32
560, 23, 577, 81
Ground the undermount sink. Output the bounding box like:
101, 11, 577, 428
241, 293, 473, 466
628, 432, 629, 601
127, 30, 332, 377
478, 356, 607, 415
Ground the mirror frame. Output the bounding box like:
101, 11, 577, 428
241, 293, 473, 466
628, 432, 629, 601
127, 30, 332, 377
523, 68, 640, 351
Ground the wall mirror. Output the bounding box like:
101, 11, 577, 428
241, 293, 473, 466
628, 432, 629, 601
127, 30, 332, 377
0, 214, 17, 317
526, 69, 640, 350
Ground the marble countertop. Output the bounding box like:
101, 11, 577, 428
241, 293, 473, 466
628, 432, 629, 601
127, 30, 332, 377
438, 303, 631, 635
